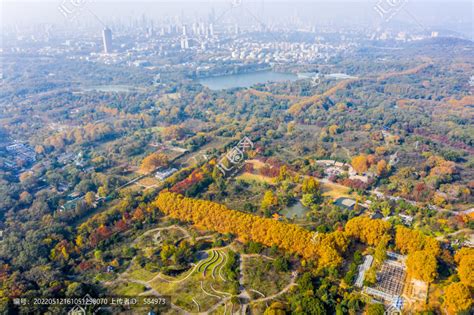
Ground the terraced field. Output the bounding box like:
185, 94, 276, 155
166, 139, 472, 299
138, 248, 237, 312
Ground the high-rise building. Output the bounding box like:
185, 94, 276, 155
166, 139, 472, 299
180, 37, 189, 50
102, 27, 112, 53
209, 23, 214, 37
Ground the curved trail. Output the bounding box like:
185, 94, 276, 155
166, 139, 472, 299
211, 284, 232, 297
250, 289, 265, 298
252, 271, 298, 303
435, 228, 472, 241
212, 251, 226, 280
198, 251, 214, 273
110, 243, 237, 314
112, 279, 189, 314
149, 262, 200, 284
203, 250, 220, 277
200, 281, 222, 299
218, 251, 228, 282
131, 225, 191, 246
192, 298, 200, 312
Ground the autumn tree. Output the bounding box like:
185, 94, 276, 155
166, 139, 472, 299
374, 234, 391, 264
351, 155, 368, 174
155, 191, 347, 268
406, 250, 438, 282
345, 217, 391, 246
278, 165, 289, 182
35, 145, 45, 155
301, 194, 318, 209
455, 248, 474, 287
443, 282, 472, 314
458, 255, 474, 287
454, 247, 474, 263
162, 125, 187, 140
328, 124, 340, 136
261, 190, 277, 211
302, 177, 320, 195
376, 160, 389, 177
264, 302, 287, 315
395, 226, 440, 256
84, 192, 96, 207
287, 122, 296, 134
19, 191, 33, 204
140, 152, 169, 173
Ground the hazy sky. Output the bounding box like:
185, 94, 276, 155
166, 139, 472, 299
1, 0, 472, 37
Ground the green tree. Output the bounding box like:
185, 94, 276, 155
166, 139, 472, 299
264, 302, 287, 315
261, 190, 277, 211
366, 303, 385, 315
302, 177, 320, 194
84, 191, 96, 207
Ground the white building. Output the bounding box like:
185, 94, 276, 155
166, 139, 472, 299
155, 168, 178, 181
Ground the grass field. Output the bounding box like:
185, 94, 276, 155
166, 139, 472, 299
246, 159, 267, 170
127, 264, 157, 282
321, 181, 354, 199
236, 172, 276, 184
176, 136, 232, 167
136, 177, 161, 188
111, 282, 147, 296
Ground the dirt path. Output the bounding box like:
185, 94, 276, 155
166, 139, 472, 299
218, 250, 228, 282
205, 297, 232, 314
131, 224, 191, 246
252, 271, 298, 303
238, 253, 299, 304
112, 279, 189, 314
436, 229, 472, 241
200, 281, 222, 299
148, 262, 200, 284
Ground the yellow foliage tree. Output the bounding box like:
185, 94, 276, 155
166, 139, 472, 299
376, 160, 389, 177
155, 191, 348, 268
328, 124, 340, 136
455, 248, 474, 287
443, 282, 472, 314
302, 177, 320, 194
395, 226, 440, 256
351, 155, 368, 174
454, 247, 474, 263
140, 152, 169, 173
406, 250, 438, 283
261, 190, 277, 211
345, 217, 391, 246
84, 192, 96, 206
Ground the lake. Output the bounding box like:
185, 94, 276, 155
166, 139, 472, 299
198, 71, 298, 90
281, 201, 308, 219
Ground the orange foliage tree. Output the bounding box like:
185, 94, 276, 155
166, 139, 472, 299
454, 247, 474, 287
155, 191, 348, 268
406, 250, 438, 282
394, 226, 440, 256
443, 282, 472, 314
140, 152, 169, 173
345, 217, 391, 246
351, 155, 369, 174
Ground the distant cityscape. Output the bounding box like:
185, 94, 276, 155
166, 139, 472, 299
2, 2, 465, 80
